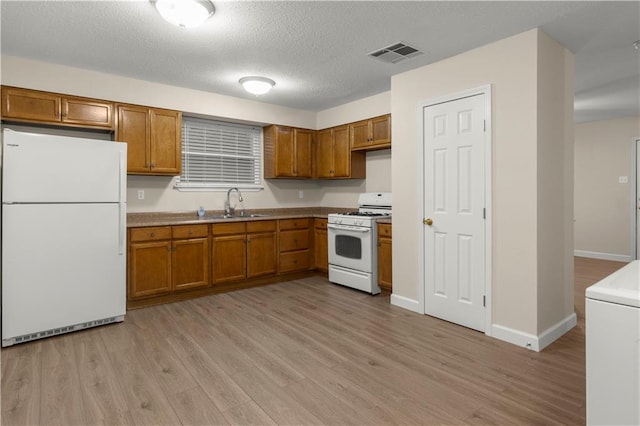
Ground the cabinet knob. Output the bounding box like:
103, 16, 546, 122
150, 163, 156, 168
150, 232, 156, 237
188, 230, 193, 235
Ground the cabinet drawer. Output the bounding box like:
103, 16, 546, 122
130, 226, 172, 242
172, 224, 208, 239
279, 230, 310, 252
378, 223, 392, 238
279, 218, 310, 230
315, 219, 328, 230
279, 250, 310, 273
211, 222, 246, 236
247, 220, 276, 233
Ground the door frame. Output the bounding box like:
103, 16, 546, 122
416, 85, 493, 335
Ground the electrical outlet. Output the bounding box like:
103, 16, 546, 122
298, 190, 304, 199
137, 190, 145, 200
619, 176, 628, 184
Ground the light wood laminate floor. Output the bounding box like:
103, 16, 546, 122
1, 257, 627, 425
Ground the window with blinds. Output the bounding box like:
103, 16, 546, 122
176, 117, 263, 190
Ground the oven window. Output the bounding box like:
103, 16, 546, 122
335, 235, 362, 259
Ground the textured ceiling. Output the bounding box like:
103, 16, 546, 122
1, 1, 638, 122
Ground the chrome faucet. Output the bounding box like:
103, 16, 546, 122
224, 187, 244, 217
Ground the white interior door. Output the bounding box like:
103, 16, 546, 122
423, 94, 486, 332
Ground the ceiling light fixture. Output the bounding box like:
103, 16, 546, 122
239, 76, 276, 95
153, 0, 214, 28
634, 40, 640, 51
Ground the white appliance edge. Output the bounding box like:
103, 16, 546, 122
1, 129, 127, 346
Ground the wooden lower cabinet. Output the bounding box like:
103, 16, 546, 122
211, 221, 277, 284
128, 225, 209, 300
377, 223, 392, 291
129, 239, 173, 298
247, 221, 277, 278
211, 223, 247, 285
314, 218, 328, 272
127, 217, 326, 308
278, 218, 311, 273
173, 238, 209, 291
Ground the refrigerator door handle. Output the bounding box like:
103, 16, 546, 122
118, 150, 126, 255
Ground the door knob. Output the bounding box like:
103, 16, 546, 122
424, 218, 433, 226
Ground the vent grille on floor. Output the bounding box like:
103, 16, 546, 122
368, 42, 423, 64
2, 315, 124, 347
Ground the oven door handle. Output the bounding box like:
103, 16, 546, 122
327, 224, 371, 233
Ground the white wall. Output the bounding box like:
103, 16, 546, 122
536, 31, 575, 333
390, 28, 574, 347
574, 116, 640, 261
1, 55, 392, 212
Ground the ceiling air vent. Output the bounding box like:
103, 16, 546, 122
369, 42, 423, 64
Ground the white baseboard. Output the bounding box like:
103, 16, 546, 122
390, 294, 422, 314
491, 312, 577, 352
491, 324, 540, 351
574, 250, 631, 263
538, 313, 577, 351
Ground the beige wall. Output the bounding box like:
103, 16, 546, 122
536, 31, 575, 333
316, 91, 392, 206
391, 28, 574, 341
316, 92, 390, 129
1, 55, 392, 212
574, 116, 640, 259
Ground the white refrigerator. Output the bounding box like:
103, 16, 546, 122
1, 129, 127, 347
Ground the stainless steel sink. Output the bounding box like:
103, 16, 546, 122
202, 213, 270, 220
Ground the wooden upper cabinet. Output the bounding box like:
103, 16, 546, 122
116, 104, 182, 175
316, 129, 333, 178
293, 128, 313, 178
350, 114, 391, 151
117, 104, 149, 173
263, 125, 313, 179
62, 97, 113, 128
273, 125, 294, 177
315, 124, 365, 179
150, 108, 182, 175
1, 86, 114, 130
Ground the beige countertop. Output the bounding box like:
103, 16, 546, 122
127, 207, 352, 228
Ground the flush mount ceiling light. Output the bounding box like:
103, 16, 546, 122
239, 76, 276, 95
634, 40, 640, 51
153, 0, 214, 28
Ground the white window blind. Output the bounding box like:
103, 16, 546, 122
176, 117, 263, 190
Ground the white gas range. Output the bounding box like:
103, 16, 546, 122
327, 192, 392, 294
